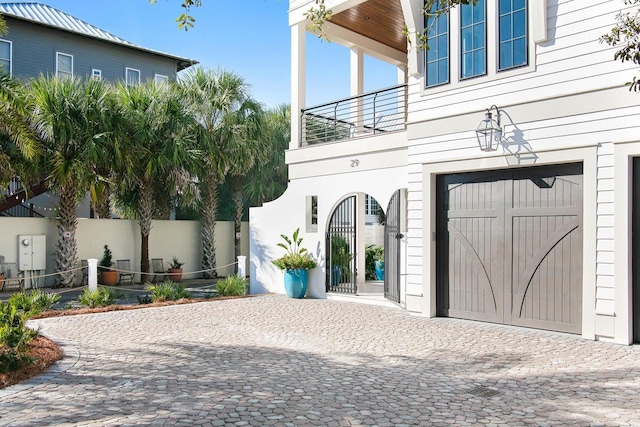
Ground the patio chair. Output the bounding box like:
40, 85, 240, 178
151, 258, 166, 283
1, 263, 24, 291
116, 259, 135, 286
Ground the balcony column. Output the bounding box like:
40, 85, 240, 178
350, 47, 364, 135
291, 23, 306, 150
398, 65, 408, 119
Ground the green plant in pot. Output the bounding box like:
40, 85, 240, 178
167, 256, 184, 282
272, 228, 317, 298
99, 245, 118, 286
330, 234, 353, 285
373, 246, 384, 281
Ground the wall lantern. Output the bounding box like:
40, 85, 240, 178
475, 105, 502, 152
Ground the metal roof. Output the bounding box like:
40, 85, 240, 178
0, 2, 197, 71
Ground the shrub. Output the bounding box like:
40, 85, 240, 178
147, 281, 191, 302
78, 287, 115, 308
8, 290, 60, 315
216, 275, 248, 296
0, 301, 38, 372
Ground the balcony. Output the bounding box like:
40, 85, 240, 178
300, 84, 408, 147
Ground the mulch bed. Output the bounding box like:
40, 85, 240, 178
31, 295, 252, 319
2, 295, 252, 389
0, 335, 64, 389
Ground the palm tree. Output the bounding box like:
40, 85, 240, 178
246, 104, 290, 207
0, 15, 39, 185
222, 97, 265, 259
25, 75, 114, 287
180, 67, 256, 278
114, 80, 199, 282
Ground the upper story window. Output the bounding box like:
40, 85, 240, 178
460, 0, 486, 79
425, 0, 449, 87
126, 67, 140, 86
154, 74, 169, 85
498, 0, 527, 71
56, 52, 73, 78
0, 39, 12, 76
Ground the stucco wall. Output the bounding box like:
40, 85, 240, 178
0, 218, 248, 287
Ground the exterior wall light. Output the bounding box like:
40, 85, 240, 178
475, 105, 502, 152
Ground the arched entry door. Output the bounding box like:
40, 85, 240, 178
384, 189, 403, 303
326, 195, 357, 294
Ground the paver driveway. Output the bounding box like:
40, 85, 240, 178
1, 295, 639, 426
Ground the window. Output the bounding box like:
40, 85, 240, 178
0, 39, 11, 76
154, 74, 169, 84
56, 52, 73, 78
365, 195, 381, 216
91, 68, 102, 80
460, 0, 486, 79
125, 67, 140, 86
499, 0, 527, 71
425, 0, 449, 87
306, 196, 318, 233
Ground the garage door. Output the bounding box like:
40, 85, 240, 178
436, 163, 583, 334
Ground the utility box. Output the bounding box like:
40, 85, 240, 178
18, 235, 46, 271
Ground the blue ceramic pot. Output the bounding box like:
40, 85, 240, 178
284, 268, 308, 298
331, 264, 341, 285
374, 260, 385, 281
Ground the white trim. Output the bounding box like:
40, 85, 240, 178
91, 68, 102, 80
421, 146, 598, 341
0, 38, 12, 77
154, 74, 169, 84
55, 51, 73, 78
613, 139, 640, 345
125, 67, 141, 86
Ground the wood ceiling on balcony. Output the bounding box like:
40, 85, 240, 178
330, 0, 407, 54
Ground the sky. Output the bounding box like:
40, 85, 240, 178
24, 0, 398, 109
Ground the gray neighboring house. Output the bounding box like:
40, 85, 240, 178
0, 2, 197, 218
0, 2, 197, 83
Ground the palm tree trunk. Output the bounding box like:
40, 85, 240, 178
200, 176, 218, 279
54, 183, 79, 287
138, 183, 153, 283
93, 193, 111, 219
230, 175, 244, 263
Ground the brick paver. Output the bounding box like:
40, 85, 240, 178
1, 294, 639, 426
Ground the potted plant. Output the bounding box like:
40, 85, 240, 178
167, 256, 184, 282
272, 228, 317, 298
330, 234, 353, 285
99, 245, 118, 286
373, 246, 385, 280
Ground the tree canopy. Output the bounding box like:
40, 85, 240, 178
601, 0, 640, 92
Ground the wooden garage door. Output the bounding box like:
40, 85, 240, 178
436, 164, 583, 334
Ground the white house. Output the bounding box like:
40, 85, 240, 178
250, 0, 640, 344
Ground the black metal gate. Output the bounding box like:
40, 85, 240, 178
326, 195, 357, 294
384, 190, 402, 302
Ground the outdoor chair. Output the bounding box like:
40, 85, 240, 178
151, 258, 166, 283
0, 263, 24, 291
116, 259, 135, 286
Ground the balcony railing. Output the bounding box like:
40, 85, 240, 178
300, 83, 408, 147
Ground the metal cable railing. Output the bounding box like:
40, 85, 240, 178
300, 84, 408, 146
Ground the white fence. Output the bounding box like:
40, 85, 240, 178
0, 217, 248, 287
